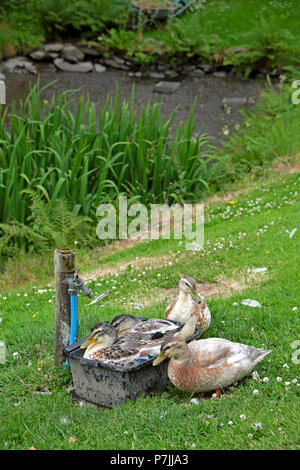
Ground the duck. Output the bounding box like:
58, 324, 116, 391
80, 321, 174, 366
80, 316, 198, 366
111, 313, 181, 337
153, 336, 271, 395
79, 321, 174, 366
164, 276, 211, 332
80, 322, 117, 359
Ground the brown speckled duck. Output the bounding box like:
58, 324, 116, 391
80, 322, 163, 366
164, 276, 211, 332
110, 314, 180, 337
153, 336, 271, 395
80, 316, 197, 367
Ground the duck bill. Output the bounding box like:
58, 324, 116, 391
152, 352, 167, 366
190, 291, 202, 304
80, 336, 96, 349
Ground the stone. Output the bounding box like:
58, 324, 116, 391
23, 62, 37, 74
61, 45, 85, 63
40, 63, 56, 73
164, 69, 180, 78
183, 65, 196, 72
29, 50, 46, 61
148, 72, 165, 79
54, 58, 93, 73
112, 56, 125, 65
2, 57, 36, 74
125, 60, 135, 67
103, 57, 130, 70
2, 57, 28, 72
199, 64, 213, 73
154, 81, 181, 93
44, 43, 64, 53
157, 65, 167, 72
45, 52, 60, 59
222, 97, 247, 107
213, 71, 227, 79
94, 64, 106, 73
191, 68, 205, 78
0, 73, 6, 80
80, 46, 102, 57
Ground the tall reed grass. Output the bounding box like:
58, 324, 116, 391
0, 80, 221, 226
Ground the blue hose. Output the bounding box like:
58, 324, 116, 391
69, 294, 78, 346
65, 293, 78, 368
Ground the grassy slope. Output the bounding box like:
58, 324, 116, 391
180, 0, 300, 49
0, 168, 299, 450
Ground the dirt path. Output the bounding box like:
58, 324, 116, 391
82, 241, 269, 307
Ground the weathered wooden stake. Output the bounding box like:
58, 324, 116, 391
54, 248, 75, 366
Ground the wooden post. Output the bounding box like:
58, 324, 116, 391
54, 248, 75, 366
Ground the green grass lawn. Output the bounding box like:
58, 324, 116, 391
1, 169, 299, 450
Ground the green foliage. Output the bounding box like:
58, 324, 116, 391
36, 0, 130, 36
224, 15, 300, 74
0, 1, 43, 59
133, 51, 156, 65
98, 29, 138, 52
245, 15, 295, 52
98, 29, 165, 64
0, 80, 221, 235
0, 191, 93, 256
0, 0, 132, 44
166, 15, 220, 60
221, 80, 300, 174
2, 0, 300, 70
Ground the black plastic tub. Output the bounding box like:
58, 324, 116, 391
64, 319, 201, 407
